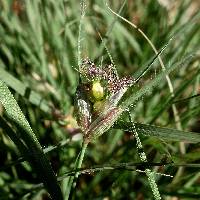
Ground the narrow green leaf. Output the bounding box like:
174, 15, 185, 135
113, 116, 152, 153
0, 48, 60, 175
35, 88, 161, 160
0, 139, 70, 171
150, 67, 200, 123
0, 67, 50, 113
0, 80, 63, 200
0, 116, 28, 158
115, 121, 200, 143
121, 55, 193, 110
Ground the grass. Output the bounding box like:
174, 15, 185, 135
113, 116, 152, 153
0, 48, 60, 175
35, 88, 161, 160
0, 0, 200, 199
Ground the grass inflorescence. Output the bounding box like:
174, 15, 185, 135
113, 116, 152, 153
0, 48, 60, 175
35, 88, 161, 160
0, 0, 200, 199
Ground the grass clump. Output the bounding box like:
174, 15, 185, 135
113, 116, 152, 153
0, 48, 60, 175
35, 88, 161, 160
0, 0, 200, 199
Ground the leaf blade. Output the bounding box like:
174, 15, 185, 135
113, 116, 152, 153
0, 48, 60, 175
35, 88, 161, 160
115, 121, 200, 143
0, 80, 63, 200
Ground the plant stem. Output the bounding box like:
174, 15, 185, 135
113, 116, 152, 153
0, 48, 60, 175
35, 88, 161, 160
128, 111, 161, 200
65, 141, 88, 200
77, 0, 86, 68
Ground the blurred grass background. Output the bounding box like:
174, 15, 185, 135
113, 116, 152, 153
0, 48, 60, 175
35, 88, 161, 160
0, 0, 200, 199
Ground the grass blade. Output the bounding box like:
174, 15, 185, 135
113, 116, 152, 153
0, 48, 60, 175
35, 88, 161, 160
115, 121, 200, 143
0, 80, 63, 200
121, 55, 193, 109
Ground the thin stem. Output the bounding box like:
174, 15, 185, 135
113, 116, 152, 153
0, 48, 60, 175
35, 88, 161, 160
128, 111, 161, 200
77, 0, 86, 68
65, 141, 88, 200
65, 1, 87, 198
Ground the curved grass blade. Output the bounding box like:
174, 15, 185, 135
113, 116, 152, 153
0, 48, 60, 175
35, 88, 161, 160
0, 67, 50, 113
0, 139, 70, 171
150, 66, 200, 123
0, 116, 28, 158
115, 122, 200, 143
173, 94, 200, 104
0, 80, 63, 200
121, 55, 193, 110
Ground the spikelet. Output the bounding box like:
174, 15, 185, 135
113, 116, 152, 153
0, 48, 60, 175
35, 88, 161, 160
74, 59, 134, 143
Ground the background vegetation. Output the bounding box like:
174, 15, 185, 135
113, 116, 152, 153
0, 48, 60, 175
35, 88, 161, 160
0, 0, 200, 199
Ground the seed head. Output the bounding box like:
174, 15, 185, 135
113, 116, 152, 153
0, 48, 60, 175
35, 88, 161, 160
92, 81, 104, 101
75, 59, 134, 143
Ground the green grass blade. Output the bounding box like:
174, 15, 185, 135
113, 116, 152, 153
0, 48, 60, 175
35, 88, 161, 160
150, 67, 200, 123
115, 122, 200, 143
0, 67, 50, 113
0, 80, 63, 200
121, 55, 193, 109
64, 141, 88, 200
1, 139, 70, 171
0, 116, 28, 157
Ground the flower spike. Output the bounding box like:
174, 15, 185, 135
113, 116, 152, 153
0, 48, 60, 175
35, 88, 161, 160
75, 59, 134, 143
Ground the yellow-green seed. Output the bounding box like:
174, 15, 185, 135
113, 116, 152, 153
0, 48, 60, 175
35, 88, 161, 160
93, 101, 103, 112
92, 81, 104, 101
